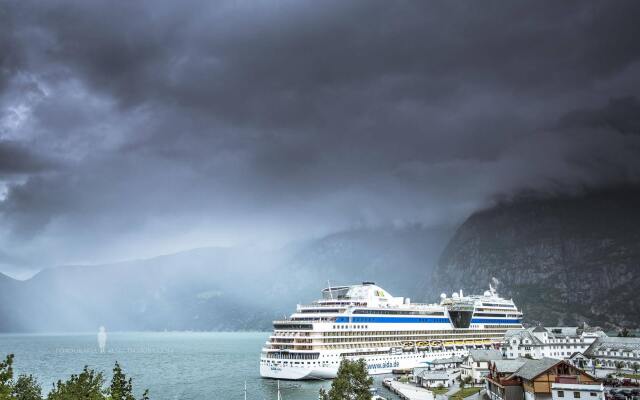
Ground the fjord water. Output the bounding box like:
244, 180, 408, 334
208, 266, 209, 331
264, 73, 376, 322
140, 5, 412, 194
0, 332, 398, 400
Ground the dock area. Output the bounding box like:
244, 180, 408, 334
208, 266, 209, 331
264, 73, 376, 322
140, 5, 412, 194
383, 379, 434, 400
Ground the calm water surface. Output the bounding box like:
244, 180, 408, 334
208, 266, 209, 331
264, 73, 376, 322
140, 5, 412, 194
0, 332, 400, 400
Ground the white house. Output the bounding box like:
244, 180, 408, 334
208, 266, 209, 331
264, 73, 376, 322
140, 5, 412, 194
429, 356, 463, 371
551, 382, 604, 400
415, 370, 454, 388
502, 326, 604, 360
461, 349, 504, 384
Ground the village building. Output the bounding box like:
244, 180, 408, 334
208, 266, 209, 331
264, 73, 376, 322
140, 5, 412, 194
551, 382, 604, 400
461, 349, 504, 384
428, 356, 463, 371
502, 327, 604, 360
485, 359, 529, 400
412, 356, 462, 389
566, 353, 594, 372
583, 336, 640, 371
485, 357, 600, 400
414, 370, 454, 388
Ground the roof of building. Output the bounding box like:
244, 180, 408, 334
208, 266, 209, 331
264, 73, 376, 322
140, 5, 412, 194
493, 359, 527, 373
551, 383, 604, 392
547, 327, 579, 338
468, 349, 504, 362
506, 326, 606, 347
508, 357, 561, 381
568, 352, 588, 360
432, 356, 464, 364
584, 336, 640, 355
416, 371, 450, 380
504, 329, 544, 345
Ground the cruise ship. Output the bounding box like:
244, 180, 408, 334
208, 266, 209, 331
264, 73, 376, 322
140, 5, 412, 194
260, 282, 522, 380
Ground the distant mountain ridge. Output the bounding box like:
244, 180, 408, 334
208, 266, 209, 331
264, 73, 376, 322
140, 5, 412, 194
432, 186, 640, 329
0, 224, 452, 332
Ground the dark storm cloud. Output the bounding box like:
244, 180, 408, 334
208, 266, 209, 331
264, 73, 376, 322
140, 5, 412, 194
0, 140, 53, 174
559, 97, 640, 136
1, 0, 640, 273
0, 5, 23, 92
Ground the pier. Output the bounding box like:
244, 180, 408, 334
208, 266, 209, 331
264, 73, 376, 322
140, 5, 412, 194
383, 379, 434, 400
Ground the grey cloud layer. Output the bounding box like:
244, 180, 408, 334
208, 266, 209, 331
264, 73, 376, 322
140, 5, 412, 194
1, 0, 640, 272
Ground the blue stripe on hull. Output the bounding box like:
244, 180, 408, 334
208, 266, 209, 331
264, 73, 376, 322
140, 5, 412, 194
334, 316, 521, 324
344, 317, 450, 323
471, 318, 521, 324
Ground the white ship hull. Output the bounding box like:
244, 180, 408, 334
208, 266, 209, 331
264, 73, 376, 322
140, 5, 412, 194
261, 349, 469, 380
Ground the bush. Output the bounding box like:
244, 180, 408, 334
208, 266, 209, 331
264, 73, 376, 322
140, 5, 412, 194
13, 375, 42, 400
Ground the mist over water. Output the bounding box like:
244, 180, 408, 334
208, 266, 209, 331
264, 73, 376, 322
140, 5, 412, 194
0, 225, 452, 333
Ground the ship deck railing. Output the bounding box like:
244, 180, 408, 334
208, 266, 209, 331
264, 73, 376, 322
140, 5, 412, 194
296, 301, 367, 308
296, 302, 444, 310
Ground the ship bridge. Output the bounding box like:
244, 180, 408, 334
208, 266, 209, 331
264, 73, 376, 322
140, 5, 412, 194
320, 282, 407, 308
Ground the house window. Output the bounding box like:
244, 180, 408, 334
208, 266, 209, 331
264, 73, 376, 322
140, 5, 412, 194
574, 392, 581, 398
590, 393, 596, 397
558, 391, 565, 397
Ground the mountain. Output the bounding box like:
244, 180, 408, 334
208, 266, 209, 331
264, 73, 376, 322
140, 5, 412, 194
0, 224, 452, 332
272, 224, 454, 306
432, 186, 640, 329
0, 246, 282, 332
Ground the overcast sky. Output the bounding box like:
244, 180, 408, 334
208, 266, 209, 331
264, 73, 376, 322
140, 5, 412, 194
1, 0, 640, 277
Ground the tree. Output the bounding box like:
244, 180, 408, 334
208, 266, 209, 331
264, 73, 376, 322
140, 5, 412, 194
12, 375, 42, 400
617, 328, 635, 337
1, 354, 42, 400
577, 359, 586, 370
47, 366, 106, 400
632, 362, 640, 383
108, 362, 134, 400
0, 354, 15, 400
319, 359, 373, 400
108, 362, 148, 400
614, 361, 625, 376
0, 355, 148, 400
